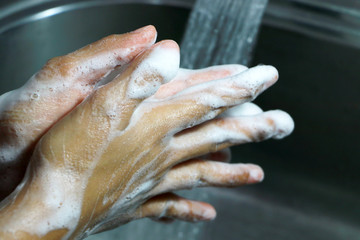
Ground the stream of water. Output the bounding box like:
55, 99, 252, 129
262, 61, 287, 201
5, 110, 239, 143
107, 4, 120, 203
172, 1, 269, 238
181, 0, 268, 68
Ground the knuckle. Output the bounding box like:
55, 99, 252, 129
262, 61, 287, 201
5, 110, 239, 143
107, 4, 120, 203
245, 87, 257, 100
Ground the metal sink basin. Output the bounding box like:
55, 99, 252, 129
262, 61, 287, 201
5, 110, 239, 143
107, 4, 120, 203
0, 1, 359, 239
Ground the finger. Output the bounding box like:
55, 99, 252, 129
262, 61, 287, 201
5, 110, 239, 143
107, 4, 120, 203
204, 103, 262, 163
92, 40, 180, 128
150, 160, 264, 196
169, 109, 294, 161
136, 193, 216, 222
0, 26, 156, 200
218, 102, 263, 118
188, 103, 261, 163
36, 25, 157, 87
123, 40, 180, 100
142, 65, 278, 136
154, 64, 248, 99
0, 25, 157, 144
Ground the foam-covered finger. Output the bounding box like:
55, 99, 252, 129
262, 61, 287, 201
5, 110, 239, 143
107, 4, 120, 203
147, 65, 278, 135
86, 40, 179, 131
137, 193, 216, 222
100, 39, 180, 101
205, 104, 264, 159
150, 160, 263, 195
177, 103, 260, 163
124, 40, 180, 99
219, 102, 263, 118
36, 25, 157, 86
154, 64, 248, 99
170, 109, 294, 160
174, 65, 278, 109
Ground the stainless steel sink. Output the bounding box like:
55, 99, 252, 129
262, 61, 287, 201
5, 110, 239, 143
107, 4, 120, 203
0, 1, 359, 239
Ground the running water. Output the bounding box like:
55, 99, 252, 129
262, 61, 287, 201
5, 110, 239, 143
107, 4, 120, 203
87, 0, 268, 239
181, 0, 268, 68
174, 0, 268, 239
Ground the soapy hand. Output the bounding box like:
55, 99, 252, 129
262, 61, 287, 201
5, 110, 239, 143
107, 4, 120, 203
0, 26, 294, 239
0, 25, 157, 200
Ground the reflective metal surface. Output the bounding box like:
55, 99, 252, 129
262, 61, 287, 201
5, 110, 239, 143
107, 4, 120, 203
265, 0, 360, 49
2, 0, 360, 48
0, 1, 359, 239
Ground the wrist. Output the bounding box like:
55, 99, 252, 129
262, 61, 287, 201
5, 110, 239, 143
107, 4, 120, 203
0, 158, 83, 239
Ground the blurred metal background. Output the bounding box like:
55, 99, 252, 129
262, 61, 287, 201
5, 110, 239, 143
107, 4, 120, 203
0, 1, 359, 239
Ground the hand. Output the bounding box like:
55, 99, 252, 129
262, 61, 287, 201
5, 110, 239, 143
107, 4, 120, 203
0, 30, 294, 239
0, 25, 157, 200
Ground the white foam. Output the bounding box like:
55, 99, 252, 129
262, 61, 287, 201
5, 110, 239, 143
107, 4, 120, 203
127, 45, 180, 99
194, 64, 248, 74
71, 48, 132, 82
3, 157, 84, 238
0, 145, 25, 164
16, 74, 75, 103
165, 65, 278, 110
126, 180, 154, 202
106, 177, 155, 221
0, 88, 35, 164
267, 110, 295, 139
177, 64, 248, 77
0, 90, 18, 113
220, 102, 263, 118
249, 167, 264, 182
5, 42, 152, 105
170, 108, 294, 151
70, 40, 157, 87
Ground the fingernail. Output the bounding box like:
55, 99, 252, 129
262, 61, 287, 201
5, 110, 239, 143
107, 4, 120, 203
269, 110, 295, 139
260, 65, 278, 88
201, 207, 216, 220
248, 166, 264, 183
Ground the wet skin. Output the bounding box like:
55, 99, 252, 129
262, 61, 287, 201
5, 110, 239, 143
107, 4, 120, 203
0, 26, 294, 239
